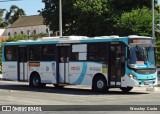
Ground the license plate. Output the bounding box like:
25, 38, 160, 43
144, 82, 150, 85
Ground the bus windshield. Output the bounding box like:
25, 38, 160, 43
129, 46, 155, 67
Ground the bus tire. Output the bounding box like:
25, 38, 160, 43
30, 73, 41, 88
92, 75, 108, 93
120, 87, 133, 93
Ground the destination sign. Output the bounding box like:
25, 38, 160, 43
131, 39, 152, 44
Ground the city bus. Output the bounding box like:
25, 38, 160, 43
2, 35, 157, 93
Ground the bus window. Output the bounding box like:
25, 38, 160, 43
71, 44, 87, 61
71, 52, 78, 60
88, 43, 107, 61
5, 46, 17, 61
42, 45, 55, 61
29, 45, 41, 61
59, 46, 70, 62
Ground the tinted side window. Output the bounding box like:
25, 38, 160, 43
42, 45, 55, 61
88, 43, 107, 61
5, 46, 17, 61
29, 45, 41, 61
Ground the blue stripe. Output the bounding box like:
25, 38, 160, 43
74, 62, 87, 84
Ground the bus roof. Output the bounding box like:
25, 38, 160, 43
2, 35, 152, 46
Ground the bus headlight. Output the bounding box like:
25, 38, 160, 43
128, 74, 137, 79
129, 74, 133, 78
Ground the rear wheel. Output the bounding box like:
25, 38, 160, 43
30, 73, 41, 88
120, 87, 133, 93
92, 76, 108, 93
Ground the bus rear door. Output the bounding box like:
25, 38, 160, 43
57, 44, 70, 84
18, 46, 28, 81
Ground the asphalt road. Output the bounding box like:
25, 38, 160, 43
0, 80, 160, 114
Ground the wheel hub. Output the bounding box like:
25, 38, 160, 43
97, 80, 104, 89
33, 77, 39, 86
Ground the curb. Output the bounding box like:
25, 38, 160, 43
153, 87, 160, 92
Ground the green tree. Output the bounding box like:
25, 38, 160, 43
40, 0, 77, 35
108, 0, 158, 15
5, 34, 28, 42
115, 7, 159, 36
40, 0, 159, 37
156, 39, 160, 65
73, 0, 111, 36
5, 5, 26, 24
40, 0, 112, 36
0, 9, 3, 24
0, 9, 7, 27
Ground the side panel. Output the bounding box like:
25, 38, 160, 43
69, 62, 108, 85
19, 63, 28, 81
28, 62, 57, 84
2, 62, 18, 81
69, 62, 84, 84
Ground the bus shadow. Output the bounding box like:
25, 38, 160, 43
0, 82, 150, 95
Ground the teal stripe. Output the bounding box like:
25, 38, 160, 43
74, 62, 87, 84
3, 41, 59, 45
2, 45, 5, 62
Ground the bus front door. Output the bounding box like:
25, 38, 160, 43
109, 43, 125, 86
18, 47, 27, 81
57, 45, 70, 84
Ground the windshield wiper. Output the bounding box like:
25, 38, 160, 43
136, 45, 143, 53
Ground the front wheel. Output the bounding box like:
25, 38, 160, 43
92, 76, 108, 93
120, 87, 133, 93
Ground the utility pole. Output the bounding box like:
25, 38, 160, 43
48, 26, 50, 37
152, 0, 155, 39
59, 0, 62, 37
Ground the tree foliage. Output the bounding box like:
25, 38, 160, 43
5, 5, 26, 25
115, 7, 159, 36
156, 39, 160, 65
73, 0, 111, 36
0, 9, 3, 24
5, 33, 48, 42
0, 5, 26, 27
40, 0, 159, 37
40, 0, 77, 35
0, 9, 7, 27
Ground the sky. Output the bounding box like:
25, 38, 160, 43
0, 0, 44, 16
0, 0, 160, 16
